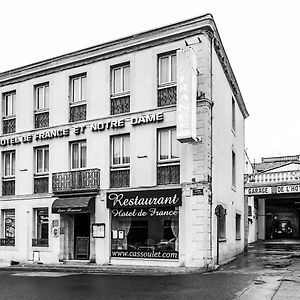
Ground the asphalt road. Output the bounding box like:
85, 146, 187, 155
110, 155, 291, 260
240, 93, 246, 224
0, 271, 254, 300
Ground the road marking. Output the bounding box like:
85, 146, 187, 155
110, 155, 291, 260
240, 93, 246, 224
11, 272, 76, 277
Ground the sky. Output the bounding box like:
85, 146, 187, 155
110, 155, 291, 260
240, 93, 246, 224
0, 0, 299, 163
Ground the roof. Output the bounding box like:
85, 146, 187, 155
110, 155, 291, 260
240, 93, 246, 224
0, 14, 248, 118
253, 155, 300, 172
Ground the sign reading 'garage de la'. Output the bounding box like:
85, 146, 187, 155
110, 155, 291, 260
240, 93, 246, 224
106, 189, 182, 209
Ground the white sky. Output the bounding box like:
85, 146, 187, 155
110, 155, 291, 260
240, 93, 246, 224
0, 0, 299, 163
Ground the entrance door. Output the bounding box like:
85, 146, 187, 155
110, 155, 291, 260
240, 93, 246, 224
74, 214, 90, 260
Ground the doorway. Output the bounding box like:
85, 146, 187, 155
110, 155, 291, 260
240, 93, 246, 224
74, 214, 90, 260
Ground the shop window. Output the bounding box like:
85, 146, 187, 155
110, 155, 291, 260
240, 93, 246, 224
158, 52, 177, 106
157, 128, 180, 185
236, 213, 241, 240
69, 74, 87, 122
0, 209, 15, 246
110, 135, 130, 188
248, 205, 252, 217
34, 83, 49, 129
32, 208, 49, 247
2, 91, 16, 134
34, 146, 49, 194
232, 149, 236, 188
2, 151, 15, 196
111, 64, 130, 115
111, 208, 179, 259
70, 140, 87, 170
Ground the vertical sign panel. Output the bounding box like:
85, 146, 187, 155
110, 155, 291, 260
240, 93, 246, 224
177, 47, 197, 143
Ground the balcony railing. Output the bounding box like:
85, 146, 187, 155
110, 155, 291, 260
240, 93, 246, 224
2, 179, 15, 196
157, 163, 180, 185
35, 111, 49, 128
110, 168, 130, 188
111, 95, 130, 115
246, 170, 300, 186
34, 176, 49, 194
32, 239, 49, 247
69, 103, 87, 122
3, 118, 16, 134
0, 238, 15, 246
52, 168, 100, 194
158, 85, 177, 107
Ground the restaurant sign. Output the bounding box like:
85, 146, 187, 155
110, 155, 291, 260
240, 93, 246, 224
111, 207, 179, 218
107, 188, 182, 209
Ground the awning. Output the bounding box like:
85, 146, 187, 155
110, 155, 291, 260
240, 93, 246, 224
52, 196, 95, 214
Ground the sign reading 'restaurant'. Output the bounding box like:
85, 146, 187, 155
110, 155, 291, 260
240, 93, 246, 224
106, 189, 182, 209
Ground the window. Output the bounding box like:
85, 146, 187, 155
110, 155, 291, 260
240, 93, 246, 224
69, 74, 87, 122
32, 208, 49, 247
112, 65, 130, 95
158, 53, 177, 85
158, 53, 177, 107
35, 84, 49, 110
34, 147, 49, 194
2, 91, 16, 134
111, 64, 130, 115
157, 128, 180, 185
1, 209, 15, 246
219, 212, 226, 240
3, 92, 15, 117
70, 74, 87, 103
2, 151, 15, 196
70, 140, 87, 170
232, 150, 236, 188
248, 205, 252, 217
236, 214, 241, 240
110, 135, 130, 187
232, 97, 236, 132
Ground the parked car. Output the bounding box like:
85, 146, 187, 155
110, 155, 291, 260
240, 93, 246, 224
273, 220, 293, 238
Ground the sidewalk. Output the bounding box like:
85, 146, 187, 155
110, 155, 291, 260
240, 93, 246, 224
0, 262, 205, 276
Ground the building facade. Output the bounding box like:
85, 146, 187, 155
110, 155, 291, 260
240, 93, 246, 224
245, 155, 300, 242
0, 14, 248, 268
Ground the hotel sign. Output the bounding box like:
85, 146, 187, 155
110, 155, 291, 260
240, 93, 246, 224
177, 47, 197, 143
245, 187, 272, 196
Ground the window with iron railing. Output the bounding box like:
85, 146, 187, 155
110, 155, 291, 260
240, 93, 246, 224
69, 74, 87, 122
2, 91, 16, 134
34, 83, 49, 129
34, 146, 49, 194
2, 151, 15, 196
111, 64, 130, 115
157, 128, 180, 185
110, 135, 130, 188
158, 52, 177, 107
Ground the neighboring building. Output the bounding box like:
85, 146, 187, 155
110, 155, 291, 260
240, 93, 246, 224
0, 14, 248, 268
245, 155, 300, 241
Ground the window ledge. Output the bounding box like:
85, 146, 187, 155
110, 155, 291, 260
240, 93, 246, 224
218, 238, 227, 243
111, 92, 130, 99
236, 238, 241, 241
70, 101, 86, 107
158, 82, 177, 89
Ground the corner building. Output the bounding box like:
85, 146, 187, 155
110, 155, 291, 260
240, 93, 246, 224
0, 14, 248, 268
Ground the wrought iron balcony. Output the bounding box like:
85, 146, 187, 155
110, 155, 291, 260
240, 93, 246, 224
69, 103, 87, 122
158, 85, 177, 107
110, 168, 130, 188
34, 176, 49, 194
111, 95, 130, 115
52, 168, 100, 194
32, 239, 49, 247
3, 118, 16, 134
157, 163, 180, 185
35, 111, 49, 129
2, 179, 15, 196
0, 238, 15, 246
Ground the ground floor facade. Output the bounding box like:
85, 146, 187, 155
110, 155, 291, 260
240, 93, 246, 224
0, 183, 245, 268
